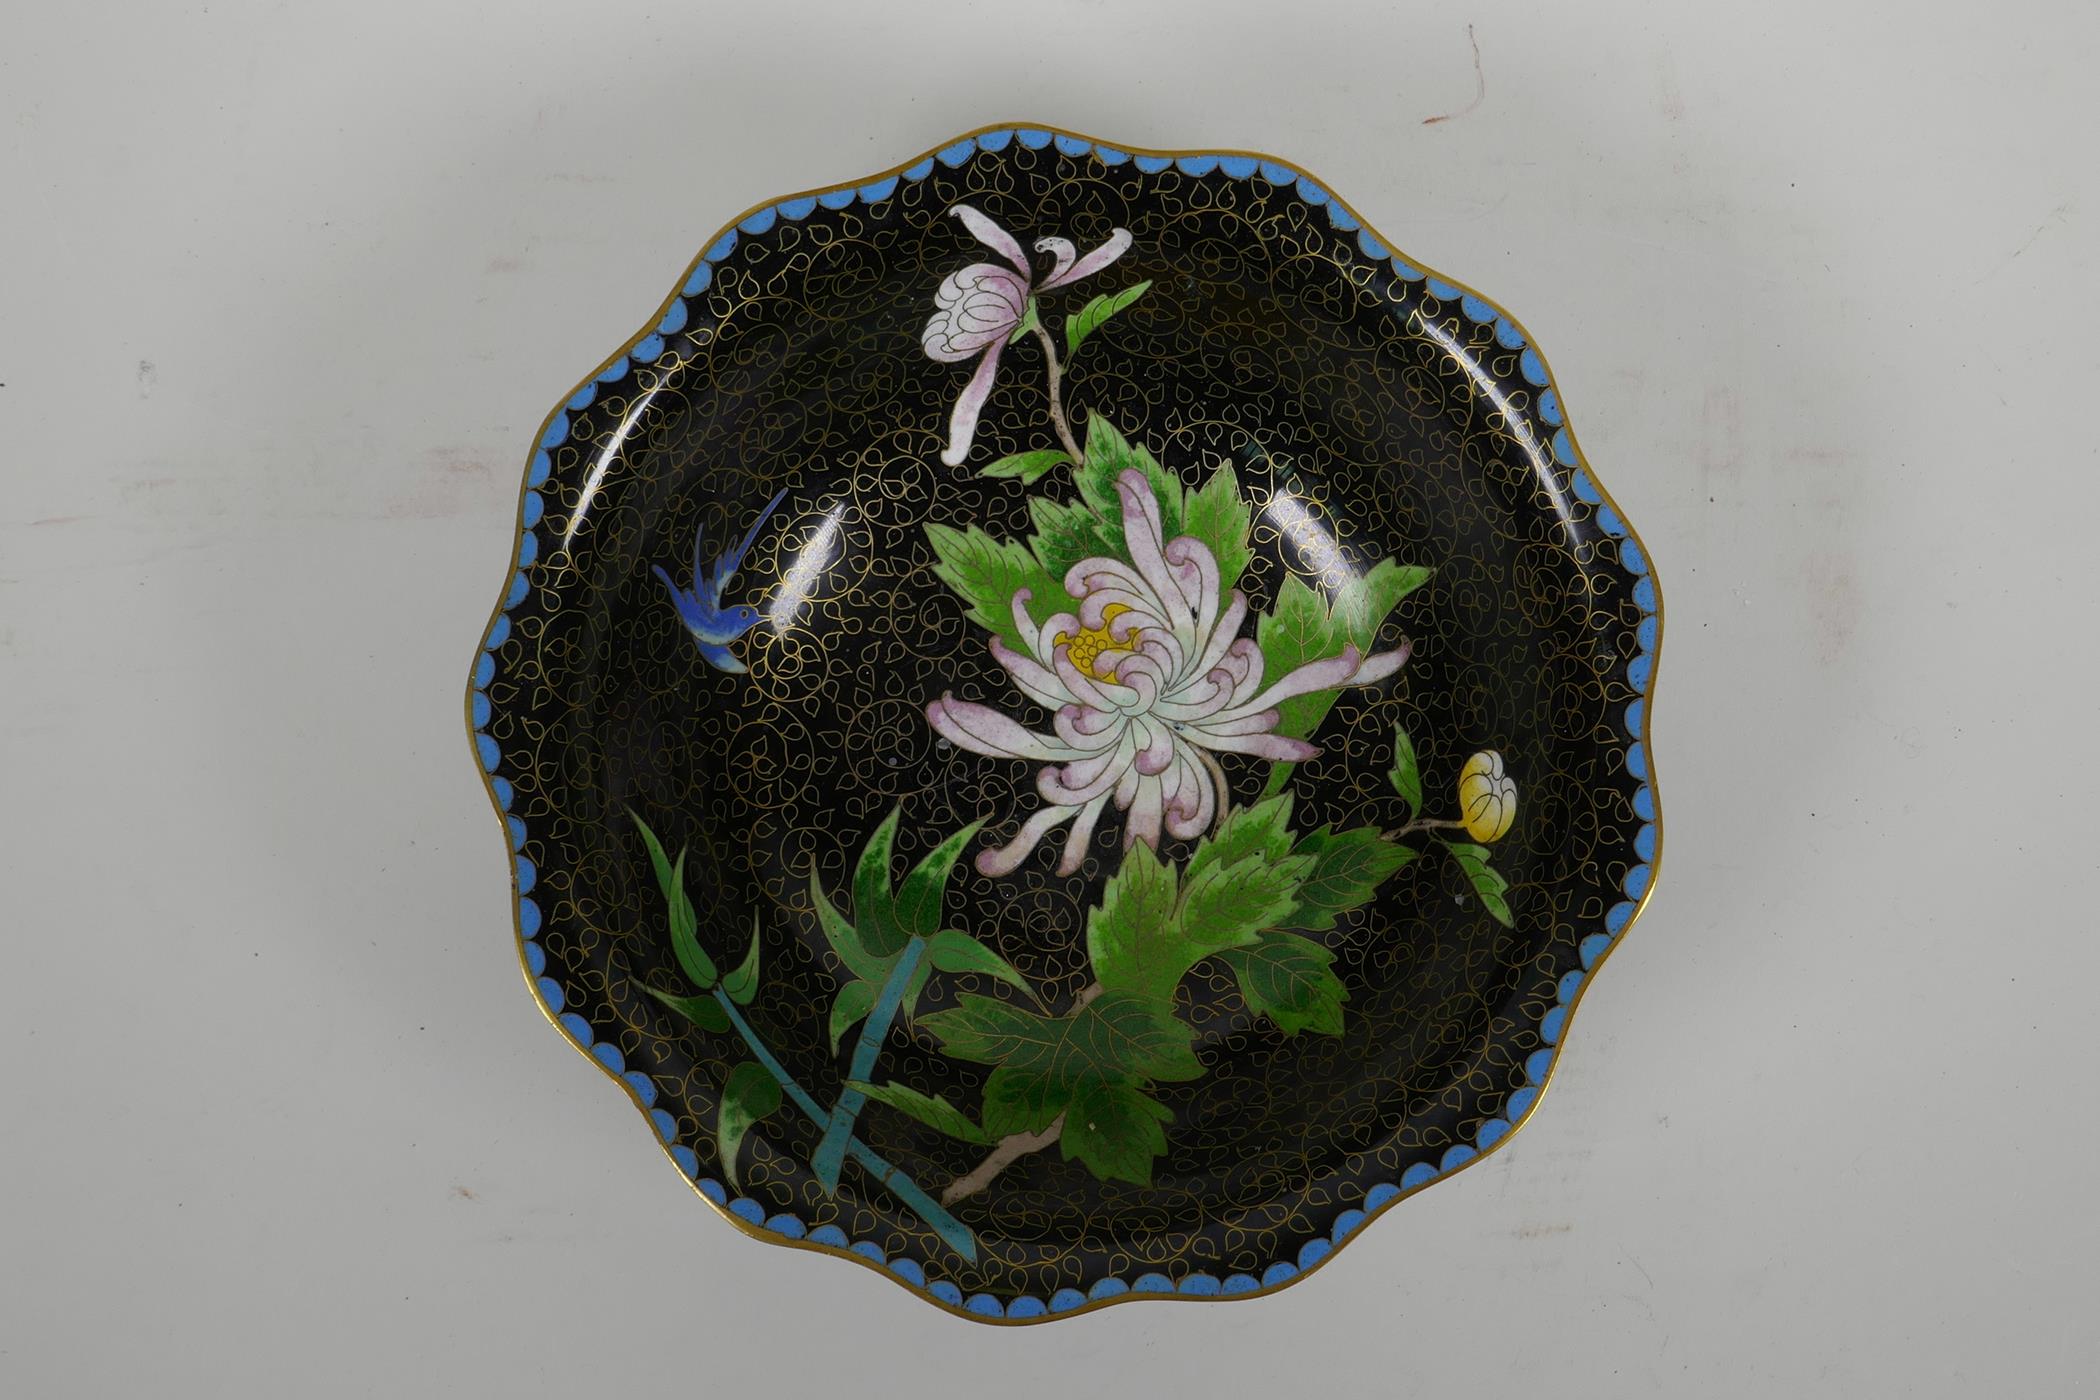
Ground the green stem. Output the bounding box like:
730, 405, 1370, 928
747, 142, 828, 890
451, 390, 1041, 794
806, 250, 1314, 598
810, 936, 925, 1191
708, 986, 976, 1262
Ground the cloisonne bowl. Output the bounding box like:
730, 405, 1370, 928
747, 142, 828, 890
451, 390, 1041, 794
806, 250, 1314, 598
465, 124, 1662, 1322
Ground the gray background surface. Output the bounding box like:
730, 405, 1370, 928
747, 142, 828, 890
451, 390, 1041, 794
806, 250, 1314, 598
5, 1, 2095, 1393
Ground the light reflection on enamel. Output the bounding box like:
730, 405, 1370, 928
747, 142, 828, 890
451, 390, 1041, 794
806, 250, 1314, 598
767, 502, 845, 633
563, 381, 665, 553
1411, 315, 1574, 536
1262, 489, 1358, 593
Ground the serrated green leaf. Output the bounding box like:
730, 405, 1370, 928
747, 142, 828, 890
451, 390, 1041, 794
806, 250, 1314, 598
1059, 1078, 1174, 1186
811, 872, 887, 984
717, 1061, 782, 1190
1028, 494, 1113, 582
1287, 827, 1415, 931
852, 808, 906, 957
981, 1063, 1071, 1138
1256, 559, 1429, 796
1388, 725, 1423, 816
721, 913, 762, 1005
665, 848, 717, 988
1332, 558, 1432, 648
1219, 932, 1349, 1036
1065, 280, 1151, 356
894, 819, 984, 939
917, 994, 1050, 1063
926, 928, 1033, 996
1176, 850, 1311, 961
1089, 806, 1312, 1003
847, 1080, 991, 1144
1180, 461, 1253, 592
1185, 795, 1298, 880
643, 983, 730, 1033
1083, 842, 1183, 1002
1076, 416, 1182, 548
828, 979, 876, 1052
980, 448, 1071, 483
921, 990, 1202, 1085
924, 522, 1075, 656
1253, 574, 1334, 743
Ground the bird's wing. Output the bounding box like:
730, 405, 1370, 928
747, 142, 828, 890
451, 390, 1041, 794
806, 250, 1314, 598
697, 640, 748, 674
688, 514, 711, 595
652, 565, 701, 623
708, 488, 789, 598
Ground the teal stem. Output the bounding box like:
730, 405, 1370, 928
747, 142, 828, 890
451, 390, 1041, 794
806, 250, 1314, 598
708, 985, 975, 1262
810, 935, 925, 1192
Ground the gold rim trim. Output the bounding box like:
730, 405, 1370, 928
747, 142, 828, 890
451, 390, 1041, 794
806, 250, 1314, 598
463, 118, 1666, 1325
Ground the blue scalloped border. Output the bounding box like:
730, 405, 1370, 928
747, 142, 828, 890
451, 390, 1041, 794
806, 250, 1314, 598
467, 126, 1661, 1321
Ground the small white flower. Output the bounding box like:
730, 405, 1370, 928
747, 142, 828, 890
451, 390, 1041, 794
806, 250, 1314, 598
920, 204, 1132, 466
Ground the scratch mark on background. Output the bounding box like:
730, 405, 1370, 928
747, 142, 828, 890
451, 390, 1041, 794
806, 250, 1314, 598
1423, 25, 1485, 125
1973, 203, 2071, 285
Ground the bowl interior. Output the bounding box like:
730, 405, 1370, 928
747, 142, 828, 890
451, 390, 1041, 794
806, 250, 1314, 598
497, 145, 1646, 1300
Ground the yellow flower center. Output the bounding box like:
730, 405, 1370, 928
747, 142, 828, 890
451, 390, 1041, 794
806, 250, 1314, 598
1054, 603, 1132, 680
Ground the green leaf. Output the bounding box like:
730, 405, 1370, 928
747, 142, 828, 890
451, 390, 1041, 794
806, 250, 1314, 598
721, 913, 762, 1006
1253, 574, 1335, 744
717, 1061, 782, 1190
921, 990, 1202, 1084
1065, 280, 1151, 356
1028, 494, 1113, 582
923, 992, 1196, 1187
1184, 795, 1298, 881
980, 448, 1071, 484
1076, 416, 1182, 548
828, 979, 876, 1052
1176, 848, 1311, 962
894, 819, 984, 939
1255, 560, 1432, 797
981, 1063, 1070, 1138
1442, 839, 1515, 928
1387, 725, 1422, 817
643, 983, 730, 1033
926, 928, 1033, 997
665, 849, 717, 988
1332, 558, 1432, 649
924, 522, 1074, 656
1219, 932, 1349, 1036
1180, 461, 1253, 592
631, 813, 718, 988
1288, 827, 1415, 932
630, 809, 678, 904
852, 808, 906, 957
846, 1080, 992, 1145
1088, 805, 1313, 1003
900, 956, 937, 1023
1083, 842, 1183, 1003
1060, 1078, 1174, 1186
1476, 887, 1514, 927
811, 872, 887, 984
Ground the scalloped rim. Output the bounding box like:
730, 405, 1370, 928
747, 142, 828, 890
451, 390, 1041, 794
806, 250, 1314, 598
463, 122, 1664, 1324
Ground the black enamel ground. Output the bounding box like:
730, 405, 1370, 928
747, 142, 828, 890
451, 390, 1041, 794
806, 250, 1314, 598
483, 143, 1647, 1298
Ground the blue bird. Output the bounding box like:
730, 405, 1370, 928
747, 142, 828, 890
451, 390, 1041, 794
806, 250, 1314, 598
653, 488, 789, 674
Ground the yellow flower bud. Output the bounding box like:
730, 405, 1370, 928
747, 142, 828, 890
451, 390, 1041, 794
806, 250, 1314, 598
1458, 751, 1517, 843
